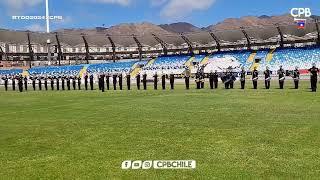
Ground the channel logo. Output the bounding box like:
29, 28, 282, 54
121, 160, 196, 170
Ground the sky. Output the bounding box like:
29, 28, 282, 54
0, 0, 319, 32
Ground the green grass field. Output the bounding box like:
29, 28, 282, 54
0, 80, 320, 179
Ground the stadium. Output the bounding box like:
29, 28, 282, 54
1, 1, 320, 179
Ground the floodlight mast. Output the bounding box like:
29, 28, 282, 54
46, 0, 50, 33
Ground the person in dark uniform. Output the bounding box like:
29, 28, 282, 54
105, 73, 110, 90
162, 73, 166, 90
142, 72, 147, 90
119, 73, 123, 90
222, 70, 230, 89
61, 76, 65, 90
78, 76, 81, 90
229, 71, 236, 89
56, 76, 60, 90
67, 76, 71, 90
38, 76, 42, 91
200, 66, 205, 89
98, 74, 102, 90
185, 68, 190, 90
213, 70, 219, 89
44, 76, 48, 91
126, 73, 131, 90
50, 76, 54, 90
18, 75, 23, 92
264, 66, 271, 89
209, 70, 214, 89
2, 75, 8, 91
169, 72, 175, 90
29, 76, 36, 91
153, 72, 158, 90
100, 74, 105, 92
84, 74, 88, 90
89, 74, 94, 90
113, 73, 117, 90
135, 73, 140, 90
196, 72, 201, 89
24, 76, 28, 91
31, 76, 36, 91
277, 66, 285, 89
308, 63, 319, 92
240, 67, 246, 89
12, 76, 16, 91
292, 66, 300, 89
252, 67, 259, 89
72, 76, 76, 90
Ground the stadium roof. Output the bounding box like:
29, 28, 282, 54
0, 23, 318, 48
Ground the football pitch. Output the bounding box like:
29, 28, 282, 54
0, 80, 320, 179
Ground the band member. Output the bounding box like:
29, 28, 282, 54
67, 76, 71, 90
44, 76, 48, 91
222, 71, 230, 89
89, 74, 94, 90
136, 73, 141, 90
126, 73, 131, 90
308, 63, 319, 92
277, 66, 286, 89
142, 72, 147, 90
56, 76, 60, 90
50, 76, 54, 90
78, 76, 81, 90
119, 73, 123, 90
18, 75, 23, 92
38, 76, 42, 91
264, 66, 271, 89
209, 70, 214, 89
3, 75, 8, 91
24, 76, 28, 91
72, 76, 76, 90
213, 70, 219, 89
195, 72, 201, 89
106, 73, 110, 90
229, 71, 236, 89
185, 68, 190, 90
113, 73, 117, 90
98, 74, 102, 90
12, 76, 16, 91
170, 72, 175, 90
84, 74, 88, 90
252, 67, 259, 89
162, 73, 166, 90
61, 76, 65, 90
240, 67, 246, 89
153, 72, 158, 90
292, 66, 300, 89
100, 74, 105, 92
31, 76, 36, 91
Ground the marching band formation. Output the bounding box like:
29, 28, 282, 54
0, 64, 319, 92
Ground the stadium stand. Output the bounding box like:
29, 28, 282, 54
142, 55, 190, 77
270, 46, 320, 71
86, 60, 142, 74
0, 69, 23, 76
28, 65, 84, 76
